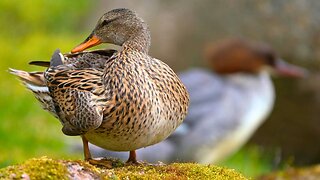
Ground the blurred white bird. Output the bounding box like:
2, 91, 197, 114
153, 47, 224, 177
83, 39, 307, 164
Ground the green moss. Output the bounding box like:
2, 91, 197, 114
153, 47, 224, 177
258, 164, 320, 179
103, 163, 248, 180
0, 156, 68, 179
0, 157, 248, 180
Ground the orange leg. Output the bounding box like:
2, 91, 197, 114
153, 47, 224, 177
81, 136, 112, 168
82, 136, 92, 160
126, 150, 138, 163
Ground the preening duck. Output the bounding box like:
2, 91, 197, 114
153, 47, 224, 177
10, 8, 189, 164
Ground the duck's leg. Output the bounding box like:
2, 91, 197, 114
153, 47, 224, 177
82, 136, 112, 168
82, 136, 92, 160
126, 150, 138, 164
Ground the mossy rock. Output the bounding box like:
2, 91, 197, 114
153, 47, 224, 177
258, 164, 320, 180
0, 156, 248, 179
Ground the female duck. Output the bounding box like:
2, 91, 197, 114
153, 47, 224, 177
11, 8, 189, 164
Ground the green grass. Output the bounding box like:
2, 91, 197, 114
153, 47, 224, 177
219, 145, 275, 178
0, 0, 91, 167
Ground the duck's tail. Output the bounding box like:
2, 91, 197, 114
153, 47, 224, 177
9, 49, 64, 89
9, 68, 57, 116
9, 68, 47, 92
8, 49, 64, 117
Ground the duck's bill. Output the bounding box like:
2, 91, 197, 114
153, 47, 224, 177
71, 35, 101, 53
273, 59, 308, 78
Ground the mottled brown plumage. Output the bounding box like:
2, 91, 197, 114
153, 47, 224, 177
10, 8, 189, 164
10, 49, 116, 120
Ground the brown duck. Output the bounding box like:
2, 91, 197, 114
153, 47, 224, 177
10, 8, 189, 164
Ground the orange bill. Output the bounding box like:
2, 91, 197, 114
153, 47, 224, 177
71, 35, 102, 53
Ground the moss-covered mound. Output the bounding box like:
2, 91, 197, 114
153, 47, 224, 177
0, 156, 248, 179
258, 164, 320, 180
0, 157, 68, 180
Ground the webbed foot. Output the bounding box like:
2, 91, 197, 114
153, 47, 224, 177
87, 158, 113, 168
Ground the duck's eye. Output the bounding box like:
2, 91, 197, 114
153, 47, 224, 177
101, 19, 112, 26
101, 17, 119, 26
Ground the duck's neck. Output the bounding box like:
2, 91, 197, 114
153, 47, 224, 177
226, 71, 274, 100
122, 27, 151, 54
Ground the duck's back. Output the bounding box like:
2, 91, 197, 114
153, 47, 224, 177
63, 49, 117, 69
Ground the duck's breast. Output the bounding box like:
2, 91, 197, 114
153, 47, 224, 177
86, 54, 189, 151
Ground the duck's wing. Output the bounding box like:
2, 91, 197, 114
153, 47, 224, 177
44, 49, 110, 136
45, 69, 104, 135
45, 67, 107, 136
63, 49, 117, 59
29, 49, 117, 68
28, 61, 50, 67
28, 48, 64, 67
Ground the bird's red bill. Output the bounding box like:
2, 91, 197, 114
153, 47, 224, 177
71, 35, 102, 53
274, 59, 308, 78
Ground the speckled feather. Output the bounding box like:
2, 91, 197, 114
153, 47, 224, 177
10, 49, 116, 121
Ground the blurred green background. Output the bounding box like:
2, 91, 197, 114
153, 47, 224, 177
1, 0, 320, 178
0, 0, 92, 167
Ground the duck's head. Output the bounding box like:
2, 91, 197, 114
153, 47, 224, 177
71, 8, 150, 53
204, 39, 307, 77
